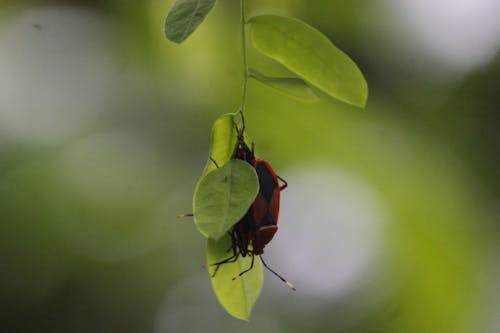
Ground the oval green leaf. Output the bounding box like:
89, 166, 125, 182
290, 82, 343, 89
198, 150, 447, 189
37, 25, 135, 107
249, 68, 319, 103
194, 159, 259, 240
201, 113, 239, 177
207, 234, 263, 321
249, 15, 368, 108
200, 112, 254, 177
164, 0, 217, 43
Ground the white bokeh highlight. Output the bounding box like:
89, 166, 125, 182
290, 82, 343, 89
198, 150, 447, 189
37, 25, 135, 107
265, 166, 386, 298
382, 0, 500, 72
0, 6, 115, 143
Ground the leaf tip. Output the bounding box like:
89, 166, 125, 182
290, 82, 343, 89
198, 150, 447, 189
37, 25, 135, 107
163, 25, 185, 44
356, 85, 369, 109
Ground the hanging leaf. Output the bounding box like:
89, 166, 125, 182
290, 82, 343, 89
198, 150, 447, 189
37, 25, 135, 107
200, 112, 255, 177
164, 0, 217, 43
207, 234, 263, 321
248, 68, 319, 103
193, 159, 259, 240
249, 15, 368, 108
201, 112, 239, 177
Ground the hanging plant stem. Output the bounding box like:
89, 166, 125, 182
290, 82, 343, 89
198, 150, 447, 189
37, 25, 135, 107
239, 0, 248, 128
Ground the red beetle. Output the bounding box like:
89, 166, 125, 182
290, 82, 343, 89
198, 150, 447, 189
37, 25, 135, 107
234, 159, 287, 256
210, 135, 295, 290
179, 121, 294, 289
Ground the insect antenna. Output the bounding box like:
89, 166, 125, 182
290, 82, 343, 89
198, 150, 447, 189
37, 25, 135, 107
260, 256, 296, 291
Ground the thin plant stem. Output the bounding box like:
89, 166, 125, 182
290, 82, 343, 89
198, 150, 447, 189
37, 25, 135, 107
239, 0, 248, 129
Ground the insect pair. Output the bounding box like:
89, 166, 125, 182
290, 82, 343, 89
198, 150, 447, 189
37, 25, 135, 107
206, 121, 295, 290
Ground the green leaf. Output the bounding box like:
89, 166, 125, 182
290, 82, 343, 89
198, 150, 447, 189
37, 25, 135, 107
249, 15, 368, 108
201, 113, 239, 177
207, 234, 263, 321
193, 159, 259, 240
164, 0, 217, 43
249, 68, 319, 103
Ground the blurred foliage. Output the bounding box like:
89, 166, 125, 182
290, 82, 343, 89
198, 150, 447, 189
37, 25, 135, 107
0, 1, 498, 333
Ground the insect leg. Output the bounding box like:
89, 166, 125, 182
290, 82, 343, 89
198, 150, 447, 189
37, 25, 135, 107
205, 231, 240, 277
232, 254, 255, 280
277, 175, 288, 191
225, 230, 239, 254
209, 156, 220, 168
208, 252, 240, 278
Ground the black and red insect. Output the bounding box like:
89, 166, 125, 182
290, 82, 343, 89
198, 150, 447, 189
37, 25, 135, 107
209, 128, 295, 290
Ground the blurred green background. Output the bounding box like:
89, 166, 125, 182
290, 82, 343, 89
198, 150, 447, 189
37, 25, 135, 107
0, 0, 499, 332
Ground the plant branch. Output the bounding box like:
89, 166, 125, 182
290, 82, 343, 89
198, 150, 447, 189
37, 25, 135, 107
239, 0, 248, 127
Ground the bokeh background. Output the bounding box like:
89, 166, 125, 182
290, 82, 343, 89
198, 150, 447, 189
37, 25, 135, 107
1, 0, 499, 332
